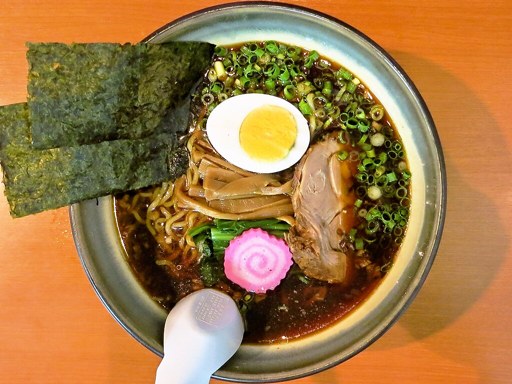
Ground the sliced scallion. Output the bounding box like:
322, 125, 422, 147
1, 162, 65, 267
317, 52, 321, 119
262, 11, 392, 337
337, 150, 349, 161
368, 185, 382, 200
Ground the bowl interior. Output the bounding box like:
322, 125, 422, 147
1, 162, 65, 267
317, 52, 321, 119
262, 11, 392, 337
71, 3, 446, 383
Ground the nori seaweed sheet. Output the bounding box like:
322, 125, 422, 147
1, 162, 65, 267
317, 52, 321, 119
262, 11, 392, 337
0, 103, 179, 218
27, 41, 214, 149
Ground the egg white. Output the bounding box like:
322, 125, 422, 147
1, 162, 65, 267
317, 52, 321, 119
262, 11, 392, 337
206, 94, 310, 174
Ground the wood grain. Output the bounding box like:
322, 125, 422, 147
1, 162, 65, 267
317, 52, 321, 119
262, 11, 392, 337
1, 1, 511, 383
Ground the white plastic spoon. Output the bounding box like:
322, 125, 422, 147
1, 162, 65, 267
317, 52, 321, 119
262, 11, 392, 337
155, 289, 244, 384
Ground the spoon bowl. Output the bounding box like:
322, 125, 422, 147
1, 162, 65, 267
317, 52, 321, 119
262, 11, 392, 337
155, 289, 244, 384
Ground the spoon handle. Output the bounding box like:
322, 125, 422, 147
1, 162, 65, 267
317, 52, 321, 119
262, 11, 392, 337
155, 356, 211, 384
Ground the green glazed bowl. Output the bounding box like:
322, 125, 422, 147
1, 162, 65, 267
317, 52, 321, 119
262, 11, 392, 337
71, 2, 446, 382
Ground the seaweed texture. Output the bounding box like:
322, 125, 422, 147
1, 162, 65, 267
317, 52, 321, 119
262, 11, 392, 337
27, 42, 214, 149
0, 103, 177, 217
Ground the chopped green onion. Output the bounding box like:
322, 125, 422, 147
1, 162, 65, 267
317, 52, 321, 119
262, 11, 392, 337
346, 117, 358, 129
338, 131, 348, 144
366, 148, 376, 158
322, 80, 333, 97
355, 108, 366, 119
298, 99, 313, 115
242, 292, 255, 303
400, 197, 410, 207
263, 62, 280, 78
381, 211, 392, 223
356, 172, 368, 183
383, 185, 396, 198
278, 67, 290, 83
346, 81, 357, 94
336, 68, 353, 81
323, 116, 333, 129
297, 80, 315, 96
376, 175, 388, 187
329, 105, 341, 119
356, 185, 367, 197
368, 185, 382, 200
264, 78, 276, 91
334, 84, 347, 102
264, 41, 279, 54
350, 151, 360, 162
306, 92, 316, 112
283, 84, 296, 100
358, 134, 368, 145
243, 63, 260, 78
374, 165, 386, 178
315, 109, 326, 120
253, 47, 265, 58
370, 133, 385, 147
366, 220, 380, 234
201, 93, 214, 105
207, 68, 217, 82
304, 50, 320, 68
297, 274, 311, 284
214, 61, 227, 81
358, 118, 370, 133
385, 220, 396, 230
366, 207, 381, 221
386, 172, 398, 183
358, 143, 370, 152
289, 64, 301, 77
286, 45, 301, 59
370, 104, 384, 121
339, 112, 350, 123
337, 150, 349, 161
210, 81, 224, 94
258, 52, 271, 65
396, 186, 408, 199
361, 157, 374, 170
214, 45, 228, 56
237, 76, 250, 89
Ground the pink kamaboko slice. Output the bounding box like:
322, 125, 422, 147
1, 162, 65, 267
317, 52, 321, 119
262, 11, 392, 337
224, 228, 293, 294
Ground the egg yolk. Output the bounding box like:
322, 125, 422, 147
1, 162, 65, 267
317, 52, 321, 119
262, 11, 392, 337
239, 105, 297, 162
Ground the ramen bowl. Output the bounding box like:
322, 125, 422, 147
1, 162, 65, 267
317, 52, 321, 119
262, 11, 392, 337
70, 2, 446, 382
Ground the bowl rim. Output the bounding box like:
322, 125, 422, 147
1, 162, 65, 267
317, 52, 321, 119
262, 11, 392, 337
71, 2, 447, 382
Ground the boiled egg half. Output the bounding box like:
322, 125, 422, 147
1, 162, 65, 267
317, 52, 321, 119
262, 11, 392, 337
206, 94, 310, 174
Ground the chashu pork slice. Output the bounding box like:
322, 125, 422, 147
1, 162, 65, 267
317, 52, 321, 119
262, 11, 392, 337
287, 134, 357, 284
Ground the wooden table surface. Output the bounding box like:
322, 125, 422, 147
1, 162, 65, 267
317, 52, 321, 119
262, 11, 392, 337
1, 1, 511, 383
